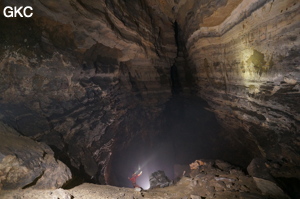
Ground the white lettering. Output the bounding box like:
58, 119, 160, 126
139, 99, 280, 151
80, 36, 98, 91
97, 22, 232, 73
23, 6, 33, 17
14, 6, 23, 17
3, 6, 33, 18
3, 6, 13, 18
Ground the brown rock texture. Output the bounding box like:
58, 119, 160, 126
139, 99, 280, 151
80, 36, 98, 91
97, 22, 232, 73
179, 0, 300, 165
0, 0, 177, 184
0, 159, 282, 199
0, 0, 299, 190
0, 122, 71, 189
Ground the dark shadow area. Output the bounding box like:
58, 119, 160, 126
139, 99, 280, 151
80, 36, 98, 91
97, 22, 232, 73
171, 21, 182, 95
50, 145, 95, 189
173, 21, 179, 53
170, 64, 181, 95
162, 95, 222, 164
276, 177, 300, 199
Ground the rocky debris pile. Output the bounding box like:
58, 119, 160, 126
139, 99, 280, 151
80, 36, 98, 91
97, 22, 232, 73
0, 158, 295, 199
149, 170, 172, 189
185, 159, 290, 199
0, 122, 72, 190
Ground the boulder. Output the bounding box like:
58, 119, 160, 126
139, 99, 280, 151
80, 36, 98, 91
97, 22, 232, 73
0, 122, 72, 190
247, 158, 290, 199
149, 170, 171, 188
253, 177, 290, 199
247, 158, 274, 181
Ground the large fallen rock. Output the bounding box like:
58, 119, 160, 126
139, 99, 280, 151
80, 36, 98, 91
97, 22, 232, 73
247, 158, 290, 199
247, 158, 275, 181
149, 170, 171, 188
252, 177, 290, 199
0, 122, 71, 190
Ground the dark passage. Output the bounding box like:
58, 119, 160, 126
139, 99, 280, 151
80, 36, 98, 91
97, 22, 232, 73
276, 177, 300, 199
109, 19, 226, 190
109, 94, 222, 189
173, 21, 179, 57
171, 21, 182, 95
170, 64, 181, 94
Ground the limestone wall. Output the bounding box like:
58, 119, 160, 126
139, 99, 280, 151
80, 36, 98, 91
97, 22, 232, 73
180, 0, 300, 163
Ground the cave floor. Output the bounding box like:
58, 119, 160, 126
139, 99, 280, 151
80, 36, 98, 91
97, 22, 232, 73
0, 159, 285, 199
0, 176, 267, 199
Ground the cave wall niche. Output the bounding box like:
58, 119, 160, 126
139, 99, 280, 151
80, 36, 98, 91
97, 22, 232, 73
0, 0, 299, 193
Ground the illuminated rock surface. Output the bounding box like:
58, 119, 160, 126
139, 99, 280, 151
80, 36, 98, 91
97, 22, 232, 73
0, 0, 299, 198
184, 0, 300, 166
0, 122, 71, 189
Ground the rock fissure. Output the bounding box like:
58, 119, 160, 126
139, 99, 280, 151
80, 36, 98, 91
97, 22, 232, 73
22, 171, 45, 189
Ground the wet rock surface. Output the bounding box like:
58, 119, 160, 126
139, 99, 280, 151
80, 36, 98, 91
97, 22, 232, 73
0, 122, 71, 190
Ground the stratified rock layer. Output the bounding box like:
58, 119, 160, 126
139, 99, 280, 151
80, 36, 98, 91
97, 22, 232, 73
0, 122, 71, 189
0, 0, 177, 183
0, 0, 299, 187
179, 0, 300, 164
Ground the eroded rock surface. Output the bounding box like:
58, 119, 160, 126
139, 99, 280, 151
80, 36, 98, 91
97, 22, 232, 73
0, 122, 71, 189
0, 0, 178, 184
180, 0, 300, 165
0, 0, 299, 188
